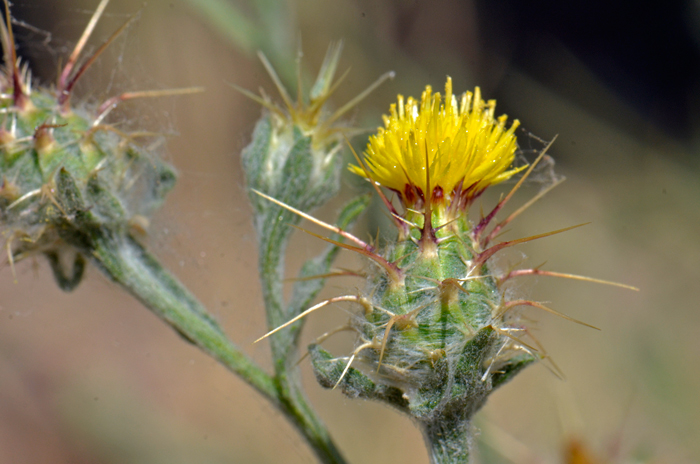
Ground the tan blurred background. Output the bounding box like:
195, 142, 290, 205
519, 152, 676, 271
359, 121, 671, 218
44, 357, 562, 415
1, 0, 699, 463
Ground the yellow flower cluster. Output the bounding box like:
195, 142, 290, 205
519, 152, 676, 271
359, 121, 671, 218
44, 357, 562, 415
351, 77, 524, 210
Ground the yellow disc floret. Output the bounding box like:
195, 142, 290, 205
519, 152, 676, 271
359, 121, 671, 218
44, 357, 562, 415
351, 77, 524, 211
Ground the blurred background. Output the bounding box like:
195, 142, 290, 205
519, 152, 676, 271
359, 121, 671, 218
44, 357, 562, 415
1, 0, 699, 462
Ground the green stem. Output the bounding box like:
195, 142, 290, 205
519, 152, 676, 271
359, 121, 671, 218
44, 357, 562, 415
278, 384, 348, 464
87, 228, 345, 464
257, 215, 348, 464
90, 230, 278, 400
422, 416, 473, 464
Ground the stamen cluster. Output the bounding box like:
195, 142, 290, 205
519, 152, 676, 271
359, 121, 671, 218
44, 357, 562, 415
350, 77, 524, 214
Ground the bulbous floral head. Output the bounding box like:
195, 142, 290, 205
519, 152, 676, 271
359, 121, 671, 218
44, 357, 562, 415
1, 0, 183, 289
241, 43, 394, 218
350, 77, 524, 218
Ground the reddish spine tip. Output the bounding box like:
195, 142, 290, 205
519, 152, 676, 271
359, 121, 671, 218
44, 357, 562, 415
12, 75, 27, 109
3, 0, 27, 110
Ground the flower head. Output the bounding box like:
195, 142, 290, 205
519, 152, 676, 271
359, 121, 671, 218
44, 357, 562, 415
351, 77, 524, 214
1, 0, 178, 288
241, 43, 394, 218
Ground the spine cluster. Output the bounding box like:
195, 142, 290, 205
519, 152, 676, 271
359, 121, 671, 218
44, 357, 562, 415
301, 153, 587, 463
0, 1, 177, 288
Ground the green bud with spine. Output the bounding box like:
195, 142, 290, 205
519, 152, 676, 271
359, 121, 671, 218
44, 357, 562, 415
240, 43, 394, 365
0, 1, 185, 289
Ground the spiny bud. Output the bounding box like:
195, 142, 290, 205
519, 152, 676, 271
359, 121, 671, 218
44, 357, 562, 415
241, 44, 394, 375
241, 43, 394, 219
0, 1, 192, 288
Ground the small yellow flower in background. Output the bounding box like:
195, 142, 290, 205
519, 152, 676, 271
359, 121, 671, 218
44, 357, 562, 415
350, 77, 525, 214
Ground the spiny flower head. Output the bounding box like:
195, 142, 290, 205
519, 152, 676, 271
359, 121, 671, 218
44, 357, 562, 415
350, 77, 524, 215
0, 0, 189, 288
241, 43, 393, 227
254, 71, 636, 461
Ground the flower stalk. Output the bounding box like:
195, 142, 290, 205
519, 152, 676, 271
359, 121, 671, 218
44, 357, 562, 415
240, 42, 393, 464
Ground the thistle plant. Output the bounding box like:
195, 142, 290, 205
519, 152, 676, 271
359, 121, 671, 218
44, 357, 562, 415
253, 78, 636, 463
0, 0, 231, 359
0, 0, 281, 407
2, 1, 638, 463
0, 1, 380, 462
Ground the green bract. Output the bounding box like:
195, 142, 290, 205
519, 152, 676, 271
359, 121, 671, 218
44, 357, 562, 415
309, 211, 536, 463
1, 85, 175, 289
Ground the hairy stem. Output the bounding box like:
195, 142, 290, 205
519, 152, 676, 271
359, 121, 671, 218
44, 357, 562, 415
423, 415, 473, 464
257, 210, 348, 464
88, 228, 345, 464
90, 230, 278, 399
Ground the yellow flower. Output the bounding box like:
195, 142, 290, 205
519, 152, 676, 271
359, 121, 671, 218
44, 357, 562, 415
351, 77, 524, 212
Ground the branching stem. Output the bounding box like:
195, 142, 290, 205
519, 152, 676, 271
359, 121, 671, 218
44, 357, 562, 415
90, 231, 277, 399
87, 229, 347, 464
